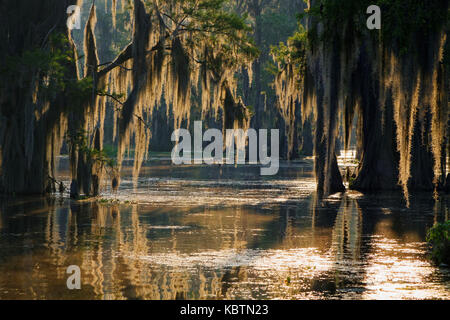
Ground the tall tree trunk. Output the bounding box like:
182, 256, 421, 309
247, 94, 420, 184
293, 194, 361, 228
351, 44, 399, 191
0, 0, 78, 195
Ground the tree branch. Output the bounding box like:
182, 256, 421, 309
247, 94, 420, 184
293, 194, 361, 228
97, 42, 133, 79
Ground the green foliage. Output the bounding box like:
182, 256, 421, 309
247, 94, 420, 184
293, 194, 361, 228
1, 34, 74, 88
348, 176, 357, 189
426, 220, 450, 265
164, 0, 260, 64
301, 0, 449, 53
245, 104, 255, 116
271, 24, 307, 64
67, 76, 94, 106
271, 0, 449, 87
1, 33, 93, 109
376, 0, 448, 54
65, 130, 116, 169
103, 143, 118, 158
270, 23, 308, 81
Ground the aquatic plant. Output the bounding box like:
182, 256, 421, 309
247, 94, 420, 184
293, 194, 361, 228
427, 220, 450, 265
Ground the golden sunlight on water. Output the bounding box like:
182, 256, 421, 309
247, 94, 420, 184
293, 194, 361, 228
0, 159, 448, 300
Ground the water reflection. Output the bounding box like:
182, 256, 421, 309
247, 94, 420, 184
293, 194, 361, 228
0, 161, 449, 300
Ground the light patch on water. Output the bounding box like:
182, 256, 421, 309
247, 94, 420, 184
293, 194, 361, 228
362, 238, 450, 300
127, 248, 332, 274
337, 149, 358, 167
147, 226, 191, 230
104, 177, 316, 207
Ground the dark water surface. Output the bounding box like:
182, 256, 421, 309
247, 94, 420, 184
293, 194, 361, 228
0, 158, 449, 299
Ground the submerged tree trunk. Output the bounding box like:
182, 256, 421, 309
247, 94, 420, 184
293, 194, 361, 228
350, 43, 399, 192
306, 36, 346, 196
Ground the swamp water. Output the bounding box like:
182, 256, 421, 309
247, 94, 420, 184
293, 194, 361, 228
0, 157, 449, 299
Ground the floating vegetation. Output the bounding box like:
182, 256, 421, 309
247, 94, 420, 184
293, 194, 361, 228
427, 220, 450, 266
